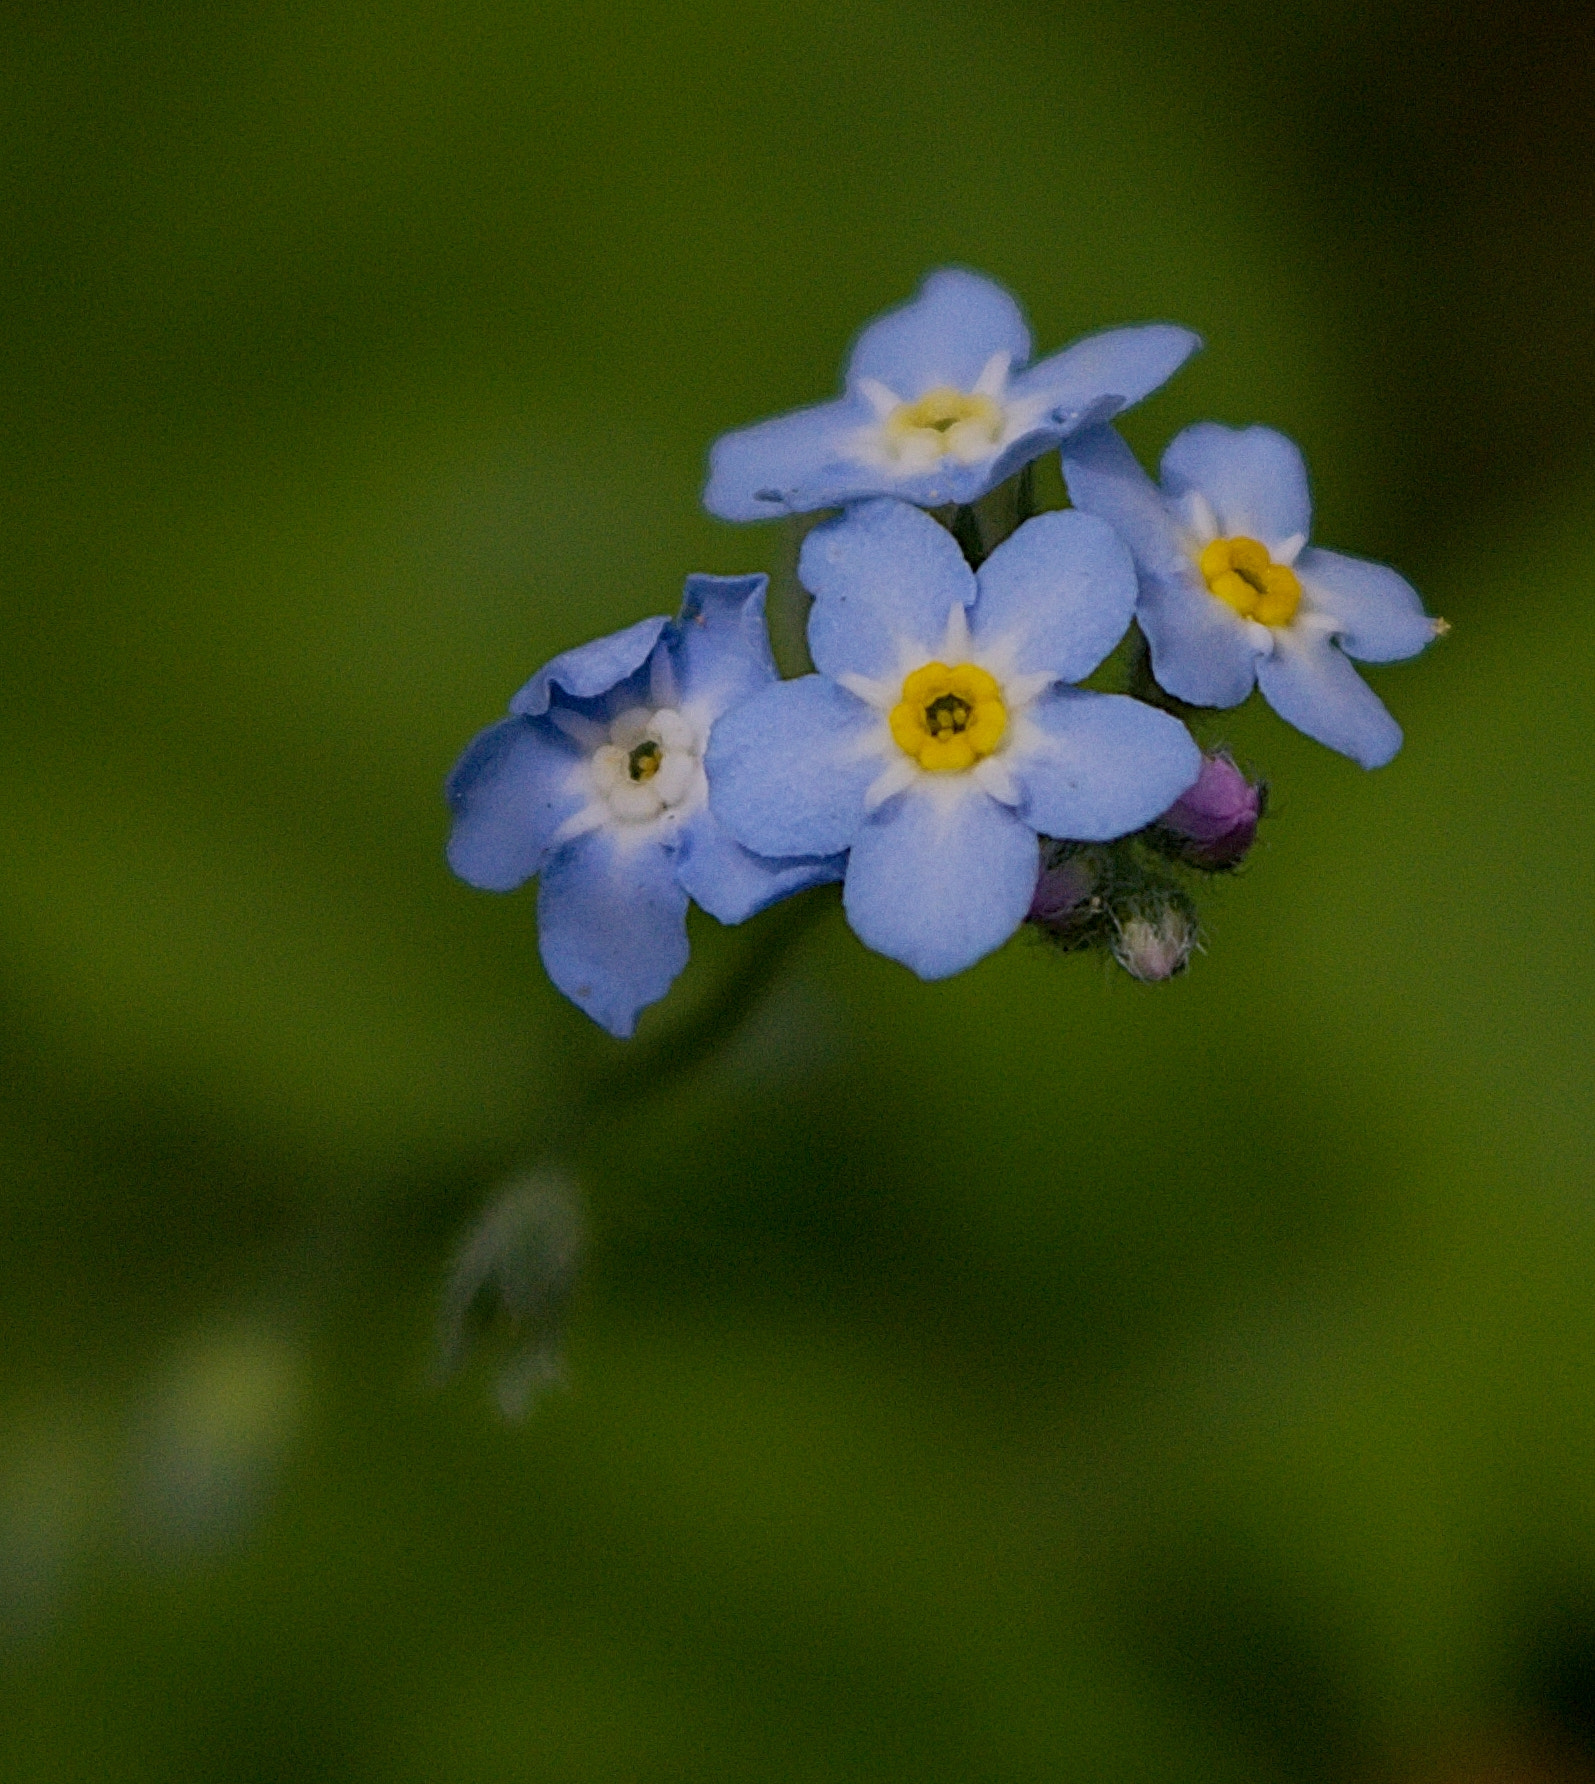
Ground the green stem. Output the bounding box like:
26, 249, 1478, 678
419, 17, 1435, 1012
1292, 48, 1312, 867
580, 884, 834, 1122
1013, 460, 1036, 527
768, 515, 816, 677
947, 502, 986, 569
263, 883, 837, 1412
947, 465, 1037, 568
1124, 623, 1197, 719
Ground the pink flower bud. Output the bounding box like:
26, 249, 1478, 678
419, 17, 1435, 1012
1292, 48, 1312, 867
1156, 753, 1261, 869
1112, 909, 1195, 983
1027, 854, 1098, 931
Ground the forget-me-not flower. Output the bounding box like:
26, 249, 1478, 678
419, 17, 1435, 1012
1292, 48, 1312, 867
704, 270, 1201, 522
706, 500, 1202, 979
447, 576, 842, 1036
1063, 422, 1442, 768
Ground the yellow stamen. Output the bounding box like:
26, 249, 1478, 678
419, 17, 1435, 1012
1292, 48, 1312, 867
883, 388, 1003, 463
1199, 535, 1302, 627
889, 662, 1007, 772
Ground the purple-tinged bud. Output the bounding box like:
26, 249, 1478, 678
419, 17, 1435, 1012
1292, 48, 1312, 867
1027, 854, 1098, 931
1156, 753, 1261, 869
1112, 909, 1196, 983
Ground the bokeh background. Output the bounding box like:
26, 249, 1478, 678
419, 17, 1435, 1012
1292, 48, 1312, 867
4, 1, 1595, 1778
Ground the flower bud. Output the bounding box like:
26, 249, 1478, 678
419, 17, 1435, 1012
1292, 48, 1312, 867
1027, 853, 1098, 931
1155, 753, 1261, 869
436, 1172, 582, 1419
1112, 908, 1196, 983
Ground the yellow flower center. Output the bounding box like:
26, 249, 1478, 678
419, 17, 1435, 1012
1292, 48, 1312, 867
627, 739, 662, 782
888, 662, 1007, 772
883, 388, 1003, 463
1199, 536, 1302, 627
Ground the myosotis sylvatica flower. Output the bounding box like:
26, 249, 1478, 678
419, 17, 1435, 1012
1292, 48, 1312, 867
446, 574, 841, 1037
706, 500, 1200, 978
704, 269, 1201, 522
1062, 421, 1442, 767
445, 267, 1445, 1034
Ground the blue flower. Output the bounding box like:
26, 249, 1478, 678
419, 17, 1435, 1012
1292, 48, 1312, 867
447, 575, 842, 1037
704, 269, 1201, 522
1062, 423, 1442, 768
705, 501, 1201, 980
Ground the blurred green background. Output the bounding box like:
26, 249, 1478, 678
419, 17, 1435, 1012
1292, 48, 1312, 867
4, 1, 1595, 1778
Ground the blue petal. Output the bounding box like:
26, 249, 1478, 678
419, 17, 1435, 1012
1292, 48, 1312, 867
706, 422, 1027, 517
1060, 424, 1192, 579
674, 810, 844, 925
704, 399, 1033, 517
1255, 632, 1403, 768
846, 269, 1031, 398
669, 572, 778, 717
1161, 423, 1311, 549
1295, 548, 1435, 664
1013, 689, 1201, 839
703, 397, 873, 522
1139, 572, 1261, 708
971, 510, 1137, 684
1009, 324, 1201, 430
445, 716, 584, 891
843, 784, 1039, 980
536, 829, 690, 1038
802, 500, 975, 680
509, 615, 670, 718
791, 453, 1016, 512
706, 675, 880, 858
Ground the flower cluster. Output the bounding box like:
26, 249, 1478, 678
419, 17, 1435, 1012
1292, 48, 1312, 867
447, 270, 1443, 1036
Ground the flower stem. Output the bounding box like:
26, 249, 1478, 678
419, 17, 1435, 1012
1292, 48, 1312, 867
769, 515, 817, 677
1124, 623, 1197, 718
582, 884, 834, 1119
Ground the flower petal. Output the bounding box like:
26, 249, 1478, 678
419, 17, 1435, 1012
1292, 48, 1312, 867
832, 452, 1028, 512
669, 572, 779, 719
1255, 630, 1403, 768
971, 509, 1137, 684
1060, 423, 1192, 578
843, 782, 1039, 979
706, 674, 882, 858
1294, 547, 1435, 663
846, 269, 1031, 398
1009, 324, 1201, 430
1138, 572, 1261, 708
508, 616, 669, 718
1160, 423, 1311, 550
802, 499, 975, 681
445, 716, 585, 891
673, 811, 844, 925
536, 829, 691, 1038
1012, 689, 1201, 839
703, 396, 874, 522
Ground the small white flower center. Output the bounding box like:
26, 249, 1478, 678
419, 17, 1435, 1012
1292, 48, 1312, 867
881, 387, 1004, 468
589, 705, 701, 824
854, 353, 1020, 473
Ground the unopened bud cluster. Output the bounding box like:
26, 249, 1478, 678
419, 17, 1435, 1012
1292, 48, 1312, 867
1026, 751, 1262, 983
